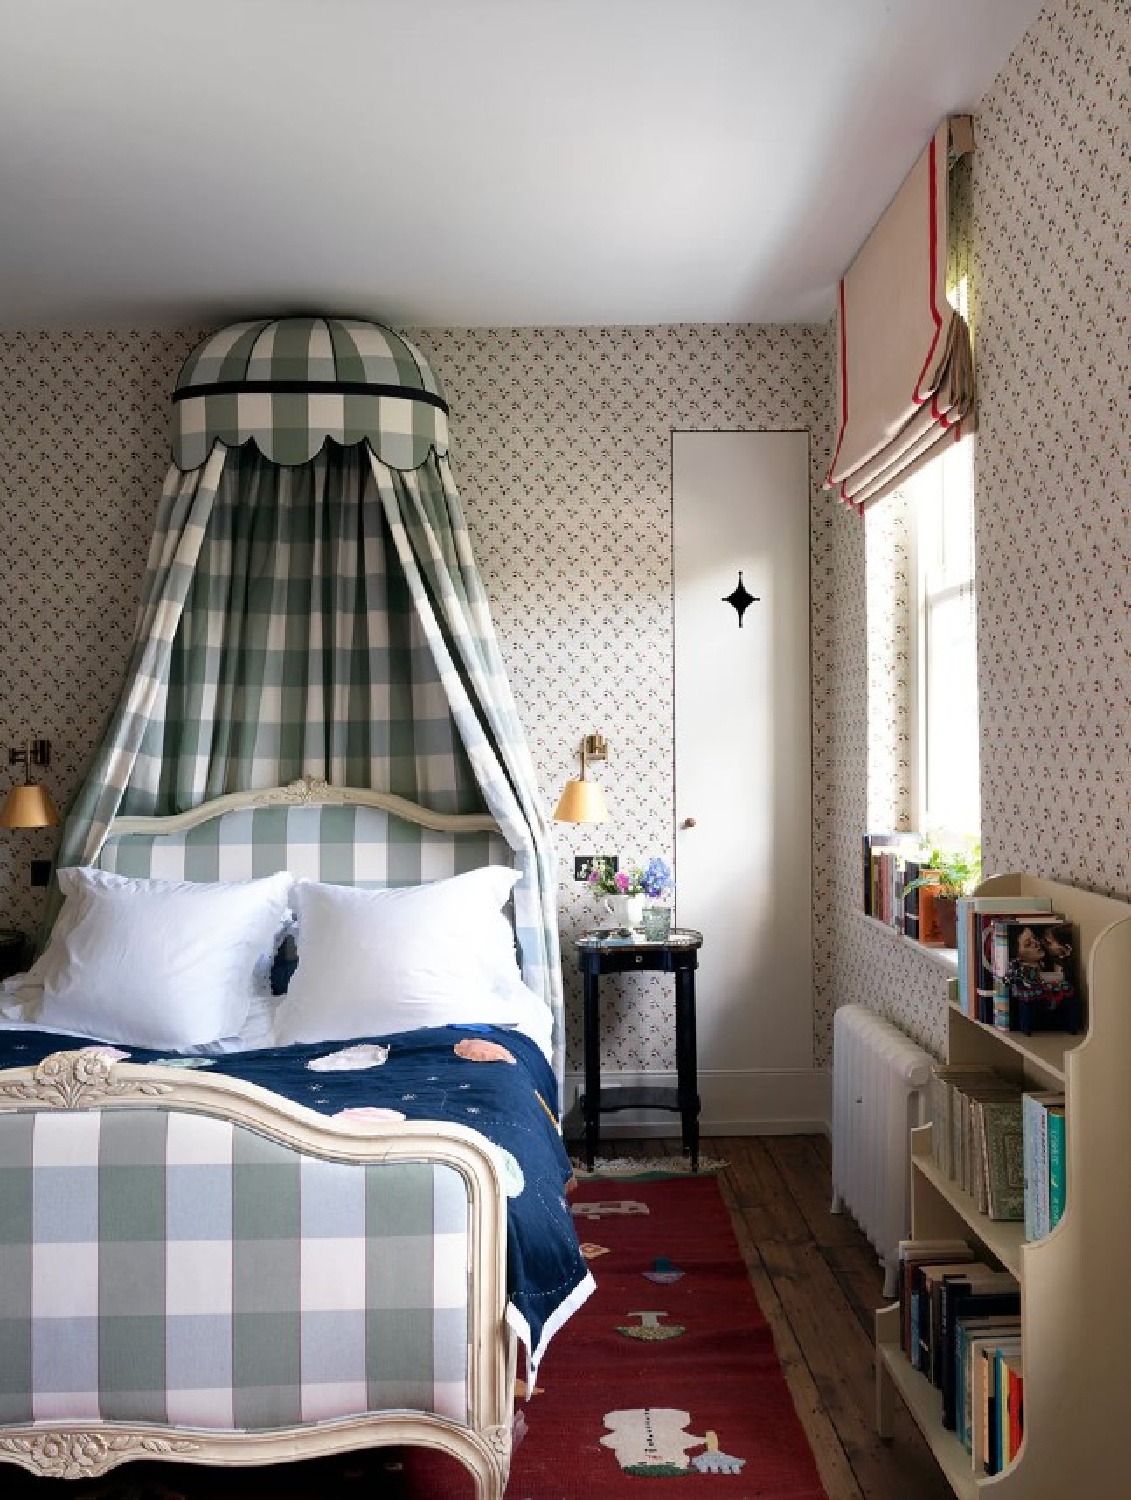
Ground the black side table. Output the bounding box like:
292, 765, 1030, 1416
574, 928, 703, 1171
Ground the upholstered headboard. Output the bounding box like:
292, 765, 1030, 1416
97, 777, 511, 888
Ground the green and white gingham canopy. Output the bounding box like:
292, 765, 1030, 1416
172, 316, 450, 470
50, 314, 566, 1083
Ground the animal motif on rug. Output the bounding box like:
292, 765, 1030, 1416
616, 1309, 685, 1341
600, 1408, 705, 1475
571, 1198, 650, 1220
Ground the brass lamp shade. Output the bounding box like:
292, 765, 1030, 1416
0, 783, 59, 829
553, 777, 608, 824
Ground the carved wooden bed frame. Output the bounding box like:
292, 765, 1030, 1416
0, 781, 525, 1498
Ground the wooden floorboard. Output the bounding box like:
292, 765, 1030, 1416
706, 1134, 954, 1500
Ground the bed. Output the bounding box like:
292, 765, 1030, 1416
0, 778, 591, 1497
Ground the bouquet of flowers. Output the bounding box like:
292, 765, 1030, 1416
587, 857, 672, 899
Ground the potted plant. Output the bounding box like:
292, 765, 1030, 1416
904, 838, 981, 947
588, 857, 673, 934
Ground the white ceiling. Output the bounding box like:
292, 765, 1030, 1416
0, 0, 1046, 330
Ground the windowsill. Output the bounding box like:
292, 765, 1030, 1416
856, 910, 958, 972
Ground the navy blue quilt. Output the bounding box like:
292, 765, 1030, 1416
0, 1023, 590, 1370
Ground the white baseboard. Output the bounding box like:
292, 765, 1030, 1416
563, 1067, 832, 1137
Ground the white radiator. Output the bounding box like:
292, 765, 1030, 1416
830, 1003, 933, 1298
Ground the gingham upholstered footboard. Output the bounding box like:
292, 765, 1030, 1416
0, 1050, 514, 1496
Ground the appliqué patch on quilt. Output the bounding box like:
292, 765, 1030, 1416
579, 1241, 610, 1260
308, 1043, 390, 1072
643, 1256, 684, 1284
601, 1408, 705, 1474
616, 1310, 685, 1341
454, 1037, 517, 1064
571, 1199, 650, 1220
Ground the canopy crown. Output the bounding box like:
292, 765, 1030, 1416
172, 316, 449, 470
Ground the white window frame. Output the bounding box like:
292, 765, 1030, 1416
907, 436, 980, 842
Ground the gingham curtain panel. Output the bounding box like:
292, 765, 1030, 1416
50, 318, 564, 1079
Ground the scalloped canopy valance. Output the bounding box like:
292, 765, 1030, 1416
171, 316, 450, 470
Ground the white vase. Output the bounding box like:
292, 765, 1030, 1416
604, 894, 644, 928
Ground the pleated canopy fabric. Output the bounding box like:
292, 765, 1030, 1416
826, 118, 976, 513
172, 317, 450, 471
52, 317, 566, 1083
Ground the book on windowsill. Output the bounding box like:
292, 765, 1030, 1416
862, 832, 917, 917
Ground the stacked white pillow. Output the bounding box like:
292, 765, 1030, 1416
274, 866, 528, 1045
34, 867, 293, 1049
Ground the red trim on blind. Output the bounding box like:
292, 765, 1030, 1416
913, 135, 944, 405
827, 278, 849, 483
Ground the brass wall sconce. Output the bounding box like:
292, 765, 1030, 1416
0, 738, 59, 829
553, 733, 609, 824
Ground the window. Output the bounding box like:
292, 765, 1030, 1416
907, 434, 979, 839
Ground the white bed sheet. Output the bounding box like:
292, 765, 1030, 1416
0, 973, 554, 1062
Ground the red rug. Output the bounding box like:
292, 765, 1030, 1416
500, 1175, 828, 1498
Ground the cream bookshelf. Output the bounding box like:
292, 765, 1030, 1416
875, 874, 1131, 1500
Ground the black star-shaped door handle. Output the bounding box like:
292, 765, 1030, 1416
722, 571, 759, 627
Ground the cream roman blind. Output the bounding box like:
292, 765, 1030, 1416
826, 117, 975, 514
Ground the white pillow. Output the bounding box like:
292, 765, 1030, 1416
274, 866, 527, 1045
35, 868, 294, 1049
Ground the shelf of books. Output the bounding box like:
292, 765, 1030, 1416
875, 874, 1131, 1499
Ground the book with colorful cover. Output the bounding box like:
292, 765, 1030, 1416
949, 897, 1055, 1022
1003, 1354, 1024, 1469
1022, 1090, 1065, 1240
1047, 1104, 1066, 1229
990, 916, 1079, 1034
991, 1340, 1023, 1475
